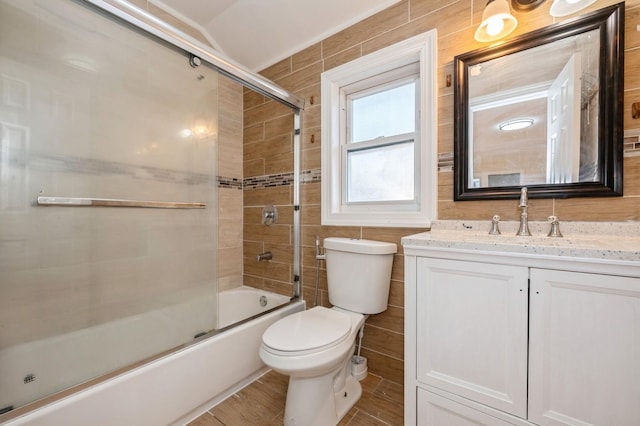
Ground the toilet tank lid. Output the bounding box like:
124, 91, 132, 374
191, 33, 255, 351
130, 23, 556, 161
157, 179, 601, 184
324, 237, 397, 255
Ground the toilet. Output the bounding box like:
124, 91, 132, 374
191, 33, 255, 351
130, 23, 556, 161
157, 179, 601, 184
259, 237, 397, 426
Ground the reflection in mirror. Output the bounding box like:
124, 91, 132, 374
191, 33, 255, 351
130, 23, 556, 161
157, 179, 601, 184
454, 3, 624, 200
469, 29, 599, 188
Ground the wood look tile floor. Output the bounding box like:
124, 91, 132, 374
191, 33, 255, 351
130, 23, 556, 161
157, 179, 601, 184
187, 370, 403, 425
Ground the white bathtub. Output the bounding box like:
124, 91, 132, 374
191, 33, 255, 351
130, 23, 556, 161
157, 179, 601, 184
217, 286, 291, 329
1, 287, 304, 426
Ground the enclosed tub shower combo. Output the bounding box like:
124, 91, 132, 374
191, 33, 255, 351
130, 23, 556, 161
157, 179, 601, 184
0, 0, 304, 424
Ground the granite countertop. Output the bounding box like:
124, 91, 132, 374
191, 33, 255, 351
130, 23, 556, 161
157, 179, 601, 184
401, 220, 640, 262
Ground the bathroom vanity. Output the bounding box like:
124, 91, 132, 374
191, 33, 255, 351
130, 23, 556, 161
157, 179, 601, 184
402, 221, 640, 425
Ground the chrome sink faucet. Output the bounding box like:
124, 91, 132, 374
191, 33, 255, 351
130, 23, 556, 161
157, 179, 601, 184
516, 187, 531, 236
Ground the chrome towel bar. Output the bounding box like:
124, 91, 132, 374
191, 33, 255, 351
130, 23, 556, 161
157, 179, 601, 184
36, 195, 206, 209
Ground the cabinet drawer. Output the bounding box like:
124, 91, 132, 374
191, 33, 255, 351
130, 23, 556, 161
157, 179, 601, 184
416, 258, 528, 418
417, 388, 518, 426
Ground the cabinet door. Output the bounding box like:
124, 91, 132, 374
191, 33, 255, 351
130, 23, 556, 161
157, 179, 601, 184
418, 388, 517, 426
416, 258, 529, 418
529, 268, 640, 425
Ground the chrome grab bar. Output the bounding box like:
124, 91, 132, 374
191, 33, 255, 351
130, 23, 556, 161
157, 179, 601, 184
36, 195, 206, 209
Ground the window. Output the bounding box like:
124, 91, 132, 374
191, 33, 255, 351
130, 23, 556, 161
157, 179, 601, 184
344, 67, 418, 204
321, 30, 437, 227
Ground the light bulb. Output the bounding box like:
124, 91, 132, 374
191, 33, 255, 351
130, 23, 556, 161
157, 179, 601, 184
486, 17, 505, 36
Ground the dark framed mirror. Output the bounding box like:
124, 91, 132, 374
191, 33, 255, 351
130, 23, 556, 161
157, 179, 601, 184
454, 3, 624, 201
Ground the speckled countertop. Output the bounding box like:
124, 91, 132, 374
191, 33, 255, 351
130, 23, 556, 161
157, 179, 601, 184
401, 220, 640, 262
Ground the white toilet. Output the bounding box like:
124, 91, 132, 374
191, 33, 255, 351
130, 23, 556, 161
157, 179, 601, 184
259, 237, 397, 426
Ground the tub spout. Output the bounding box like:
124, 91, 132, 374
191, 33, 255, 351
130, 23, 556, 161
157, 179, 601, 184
256, 251, 272, 262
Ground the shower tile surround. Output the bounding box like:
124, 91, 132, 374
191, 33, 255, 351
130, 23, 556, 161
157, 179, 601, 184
113, 0, 247, 293
216, 76, 245, 292
0, 7, 224, 349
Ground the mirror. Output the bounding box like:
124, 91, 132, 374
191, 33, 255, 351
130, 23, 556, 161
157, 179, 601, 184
454, 3, 624, 200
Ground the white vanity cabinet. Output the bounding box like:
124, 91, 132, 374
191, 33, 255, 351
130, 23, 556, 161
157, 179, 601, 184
416, 258, 529, 418
403, 236, 640, 426
528, 268, 640, 425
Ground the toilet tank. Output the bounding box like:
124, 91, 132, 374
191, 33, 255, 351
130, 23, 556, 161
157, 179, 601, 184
324, 238, 397, 314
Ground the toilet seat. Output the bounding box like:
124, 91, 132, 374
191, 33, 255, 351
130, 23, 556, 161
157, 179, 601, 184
262, 307, 352, 356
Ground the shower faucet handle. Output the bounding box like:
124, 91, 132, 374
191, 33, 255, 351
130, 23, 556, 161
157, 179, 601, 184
262, 205, 278, 225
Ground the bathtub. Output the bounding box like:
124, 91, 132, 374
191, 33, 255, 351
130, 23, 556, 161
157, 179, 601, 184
1, 287, 304, 426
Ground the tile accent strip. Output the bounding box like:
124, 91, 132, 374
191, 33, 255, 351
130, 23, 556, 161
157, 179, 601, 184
438, 152, 454, 171
217, 176, 242, 190
301, 169, 321, 184
434, 135, 640, 170
244, 173, 294, 189
30, 153, 217, 185
241, 169, 321, 190
26, 154, 321, 190
624, 129, 640, 157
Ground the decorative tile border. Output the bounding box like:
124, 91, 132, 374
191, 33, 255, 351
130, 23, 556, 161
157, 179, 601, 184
434, 135, 640, 171
438, 152, 454, 171
301, 169, 321, 184
29, 153, 217, 185
217, 176, 242, 190
243, 173, 294, 190
624, 129, 640, 157
241, 169, 321, 190
26, 153, 322, 191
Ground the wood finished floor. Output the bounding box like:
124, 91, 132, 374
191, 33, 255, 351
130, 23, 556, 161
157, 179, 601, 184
187, 370, 403, 425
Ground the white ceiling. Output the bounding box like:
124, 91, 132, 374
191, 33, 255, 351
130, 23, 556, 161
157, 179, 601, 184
151, 0, 402, 71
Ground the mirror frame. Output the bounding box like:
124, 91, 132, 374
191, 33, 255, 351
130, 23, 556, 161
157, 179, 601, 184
454, 3, 624, 201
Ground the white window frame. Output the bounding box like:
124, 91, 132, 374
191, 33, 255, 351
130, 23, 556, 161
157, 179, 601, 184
342, 68, 419, 206
321, 30, 437, 227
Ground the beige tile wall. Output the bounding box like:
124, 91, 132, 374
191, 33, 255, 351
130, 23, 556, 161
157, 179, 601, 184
247, 0, 640, 386
217, 76, 245, 291
242, 103, 296, 296
125, 0, 247, 294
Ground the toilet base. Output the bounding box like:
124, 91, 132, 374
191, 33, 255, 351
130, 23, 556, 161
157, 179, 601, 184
283, 367, 362, 426
334, 375, 362, 422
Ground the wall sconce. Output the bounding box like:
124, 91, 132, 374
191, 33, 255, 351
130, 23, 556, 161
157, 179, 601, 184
549, 0, 597, 17
475, 0, 518, 42
476, 0, 598, 43
511, 0, 545, 12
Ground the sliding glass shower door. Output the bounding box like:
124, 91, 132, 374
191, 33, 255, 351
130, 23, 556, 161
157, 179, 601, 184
0, 0, 219, 410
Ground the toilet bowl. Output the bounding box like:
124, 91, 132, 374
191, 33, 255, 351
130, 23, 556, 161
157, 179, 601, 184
259, 306, 365, 425
259, 238, 397, 426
